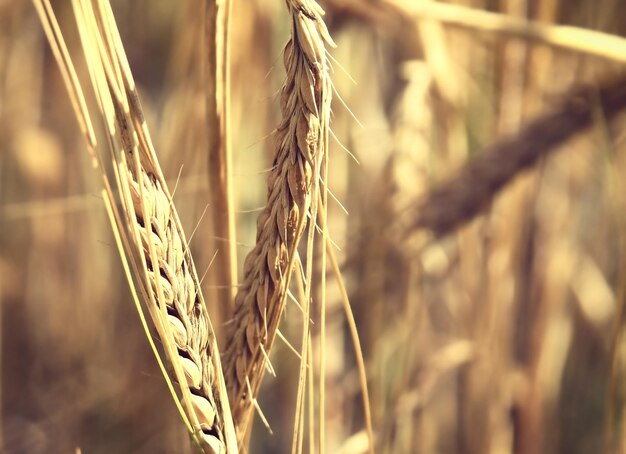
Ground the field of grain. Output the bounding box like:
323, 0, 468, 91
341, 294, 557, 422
2, 1, 626, 453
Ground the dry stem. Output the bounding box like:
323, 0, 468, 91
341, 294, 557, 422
205, 0, 238, 320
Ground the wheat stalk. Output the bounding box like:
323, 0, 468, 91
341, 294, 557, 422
388, 0, 626, 63
34, 1, 238, 452
222, 0, 334, 443
205, 0, 238, 320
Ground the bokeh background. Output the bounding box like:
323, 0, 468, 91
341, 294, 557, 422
2, 0, 626, 452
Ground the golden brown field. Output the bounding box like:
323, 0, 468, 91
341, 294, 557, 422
2, 0, 626, 453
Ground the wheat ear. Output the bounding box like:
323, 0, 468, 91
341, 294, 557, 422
410, 75, 626, 238
222, 0, 334, 442
34, 0, 238, 452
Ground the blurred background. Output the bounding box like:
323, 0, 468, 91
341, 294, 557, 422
2, 0, 626, 452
